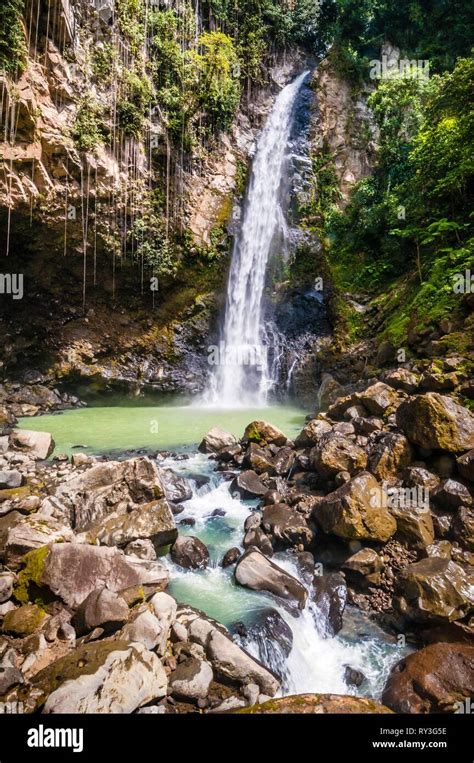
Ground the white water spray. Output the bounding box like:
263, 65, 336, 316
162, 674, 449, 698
209, 72, 310, 407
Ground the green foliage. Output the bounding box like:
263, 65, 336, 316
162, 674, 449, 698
72, 96, 107, 152
116, 0, 145, 56
129, 190, 177, 277
193, 32, 240, 131
0, 0, 27, 75
117, 67, 153, 137
91, 43, 116, 84
320, 56, 474, 342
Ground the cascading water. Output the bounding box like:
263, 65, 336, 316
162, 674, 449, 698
209, 71, 310, 407
164, 453, 409, 699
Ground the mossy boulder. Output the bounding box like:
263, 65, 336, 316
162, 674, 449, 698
243, 421, 287, 446
236, 693, 392, 714
2, 603, 46, 636
396, 393, 474, 453
13, 545, 52, 605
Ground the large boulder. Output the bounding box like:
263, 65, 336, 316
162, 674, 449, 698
312, 572, 347, 636
52, 457, 170, 531
30, 641, 167, 713
32, 543, 169, 608
391, 504, 435, 549
311, 433, 367, 479
92, 500, 177, 549
198, 427, 237, 454
72, 587, 129, 636
5, 516, 74, 567
178, 606, 280, 695
383, 368, 419, 393
157, 468, 193, 503
234, 548, 307, 610
169, 656, 213, 700
342, 548, 383, 585
0, 470, 22, 489
170, 535, 209, 570
314, 472, 397, 542
2, 603, 47, 636
317, 373, 345, 412
262, 504, 313, 548
230, 470, 268, 499
432, 479, 472, 510
243, 421, 287, 446
395, 557, 474, 623
382, 643, 474, 713
396, 393, 474, 452
294, 418, 332, 448
237, 693, 392, 714
10, 429, 55, 460
357, 382, 400, 415
368, 432, 412, 481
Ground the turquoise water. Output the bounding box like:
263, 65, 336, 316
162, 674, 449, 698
17, 403, 305, 456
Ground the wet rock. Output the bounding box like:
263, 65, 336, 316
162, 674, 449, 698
236, 693, 392, 713
423, 540, 452, 559
169, 656, 213, 700
396, 393, 474, 452
391, 504, 435, 549
230, 470, 268, 499
32, 641, 168, 713
272, 447, 296, 476
432, 479, 472, 510
5, 515, 74, 567
262, 504, 313, 548
342, 548, 383, 585
221, 547, 241, 567
294, 418, 332, 448
431, 506, 453, 539
0, 470, 22, 489
395, 557, 474, 623
235, 548, 307, 610
311, 433, 367, 479
402, 466, 440, 491
382, 643, 474, 713
39, 543, 169, 608
10, 429, 55, 460
2, 604, 46, 636
235, 607, 293, 661
314, 472, 397, 542
312, 572, 347, 636
243, 526, 273, 556
171, 535, 209, 570
452, 507, 474, 551
243, 421, 287, 447
247, 444, 275, 474
457, 449, 474, 482
262, 490, 282, 506
198, 427, 237, 454
357, 382, 400, 415
368, 432, 412, 481
72, 587, 129, 636
93, 499, 177, 549
158, 468, 193, 503
124, 538, 157, 560
344, 666, 366, 687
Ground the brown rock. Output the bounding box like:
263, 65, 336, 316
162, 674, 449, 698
396, 393, 474, 453
311, 433, 367, 479
395, 557, 474, 623
382, 643, 474, 713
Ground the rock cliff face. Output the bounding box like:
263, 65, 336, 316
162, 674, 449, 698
311, 56, 378, 204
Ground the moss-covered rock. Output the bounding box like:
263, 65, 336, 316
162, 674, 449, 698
2, 603, 46, 636
13, 545, 52, 605
236, 693, 393, 714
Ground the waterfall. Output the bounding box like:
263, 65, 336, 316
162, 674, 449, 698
209, 71, 310, 407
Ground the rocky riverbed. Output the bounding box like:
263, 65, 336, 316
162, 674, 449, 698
0, 362, 473, 714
